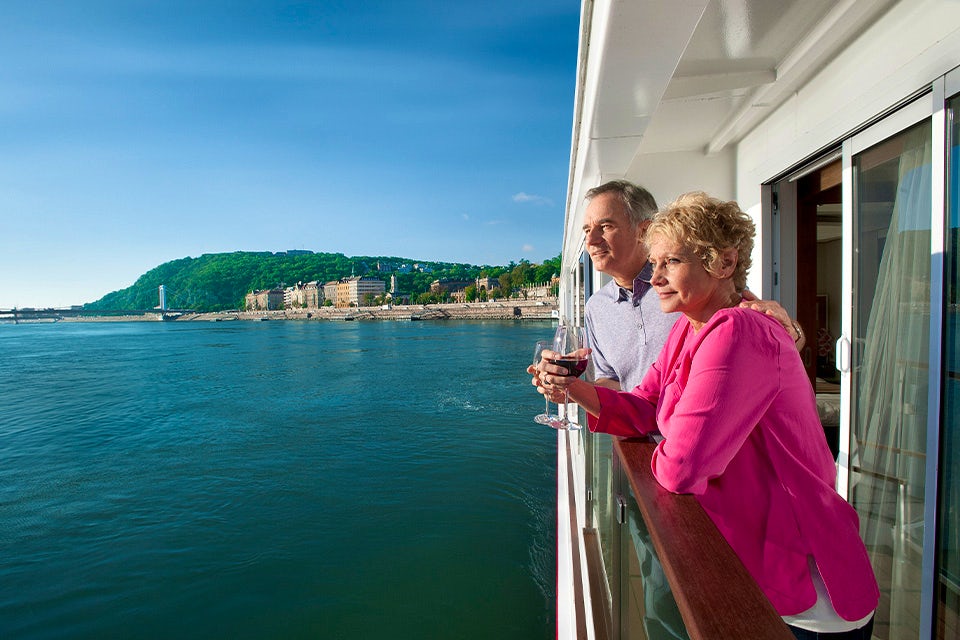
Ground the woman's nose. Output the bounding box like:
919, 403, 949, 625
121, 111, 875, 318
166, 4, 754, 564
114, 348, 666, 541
650, 264, 665, 284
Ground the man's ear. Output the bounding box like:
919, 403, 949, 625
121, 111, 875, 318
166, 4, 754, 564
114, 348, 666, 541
636, 220, 651, 242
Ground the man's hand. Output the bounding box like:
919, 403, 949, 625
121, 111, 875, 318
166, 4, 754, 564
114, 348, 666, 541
739, 290, 806, 350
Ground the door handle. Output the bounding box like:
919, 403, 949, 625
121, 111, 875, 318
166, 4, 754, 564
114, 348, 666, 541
836, 335, 851, 372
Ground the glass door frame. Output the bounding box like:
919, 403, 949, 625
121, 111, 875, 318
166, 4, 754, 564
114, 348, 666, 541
836, 95, 934, 495
837, 78, 951, 638
930, 68, 960, 640
923, 72, 952, 640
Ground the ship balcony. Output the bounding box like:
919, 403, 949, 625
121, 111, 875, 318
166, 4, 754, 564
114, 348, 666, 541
557, 430, 795, 640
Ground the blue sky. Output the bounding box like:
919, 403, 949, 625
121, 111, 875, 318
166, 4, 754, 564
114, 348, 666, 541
0, 1, 579, 308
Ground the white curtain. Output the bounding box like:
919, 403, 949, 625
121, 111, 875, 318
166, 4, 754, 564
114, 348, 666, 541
853, 123, 932, 640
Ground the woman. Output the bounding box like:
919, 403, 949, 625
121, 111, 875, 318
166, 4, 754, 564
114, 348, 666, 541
542, 192, 878, 639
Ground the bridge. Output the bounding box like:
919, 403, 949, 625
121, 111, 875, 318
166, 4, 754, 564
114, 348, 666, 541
0, 308, 191, 323
1, 285, 193, 323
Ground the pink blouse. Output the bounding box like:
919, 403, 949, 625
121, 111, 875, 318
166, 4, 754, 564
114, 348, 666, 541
590, 307, 879, 619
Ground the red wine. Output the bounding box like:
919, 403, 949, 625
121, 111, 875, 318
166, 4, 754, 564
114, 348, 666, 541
551, 358, 588, 377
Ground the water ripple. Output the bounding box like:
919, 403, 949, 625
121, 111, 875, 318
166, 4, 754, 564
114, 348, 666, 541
0, 320, 557, 639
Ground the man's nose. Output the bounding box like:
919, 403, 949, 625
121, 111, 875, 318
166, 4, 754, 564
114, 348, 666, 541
585, 228, 601, 244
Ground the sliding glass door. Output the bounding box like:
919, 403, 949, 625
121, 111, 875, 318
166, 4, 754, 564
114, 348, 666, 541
846, 102, 933, 640
770, 77, 960, 640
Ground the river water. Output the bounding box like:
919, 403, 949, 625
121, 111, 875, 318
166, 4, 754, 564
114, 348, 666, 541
0, 320, 557, 639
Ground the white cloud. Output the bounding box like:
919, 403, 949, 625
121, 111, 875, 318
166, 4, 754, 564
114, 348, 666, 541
461, 213, 470, 221
512, 192, 552, 206
522, 244, 535, 252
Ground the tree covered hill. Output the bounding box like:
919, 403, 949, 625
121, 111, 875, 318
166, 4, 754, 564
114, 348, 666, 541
85, 251, 560, 312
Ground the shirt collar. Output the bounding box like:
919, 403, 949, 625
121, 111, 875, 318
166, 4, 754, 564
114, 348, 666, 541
616, 264, 652, 306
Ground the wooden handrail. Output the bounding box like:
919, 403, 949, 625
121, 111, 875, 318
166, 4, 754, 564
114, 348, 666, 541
614, 438, 794, 640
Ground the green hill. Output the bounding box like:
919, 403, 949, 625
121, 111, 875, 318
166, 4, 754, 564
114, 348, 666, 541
85, 251, 560, 312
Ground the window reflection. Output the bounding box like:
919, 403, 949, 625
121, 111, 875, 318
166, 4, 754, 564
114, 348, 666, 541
620, 487, 688, 639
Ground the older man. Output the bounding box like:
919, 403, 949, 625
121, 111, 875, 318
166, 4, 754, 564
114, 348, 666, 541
537, 179, 802, 397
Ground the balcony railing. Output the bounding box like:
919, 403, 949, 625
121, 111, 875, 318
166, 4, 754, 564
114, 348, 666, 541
610, 437, 794, 640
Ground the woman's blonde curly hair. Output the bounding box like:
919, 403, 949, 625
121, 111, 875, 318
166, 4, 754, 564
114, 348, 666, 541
646, 191, 755, 292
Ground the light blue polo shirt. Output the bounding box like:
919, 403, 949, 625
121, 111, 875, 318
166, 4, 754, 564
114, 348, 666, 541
584, 263, 680, 391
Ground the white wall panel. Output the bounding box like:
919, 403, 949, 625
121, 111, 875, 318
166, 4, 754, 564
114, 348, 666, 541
626, 147, 735, 207
737, 0, 960, 207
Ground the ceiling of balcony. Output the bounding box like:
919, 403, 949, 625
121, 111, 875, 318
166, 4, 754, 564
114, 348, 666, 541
577, 0, 897, 179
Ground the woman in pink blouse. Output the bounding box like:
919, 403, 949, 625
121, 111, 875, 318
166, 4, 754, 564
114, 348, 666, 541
542, 192, 878, 639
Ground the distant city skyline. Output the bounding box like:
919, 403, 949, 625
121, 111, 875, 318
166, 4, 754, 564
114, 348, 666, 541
0, 1, 578, 308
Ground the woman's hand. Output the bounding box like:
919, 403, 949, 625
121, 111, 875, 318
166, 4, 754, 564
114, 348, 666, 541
527, 347, 603, 418
527, 355, 565, 403
539, 347, 590, 383
528, 347, 591, 403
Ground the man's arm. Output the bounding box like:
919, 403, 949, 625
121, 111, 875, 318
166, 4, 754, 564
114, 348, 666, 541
739, 291, 806, 351
584, 304, 625, 385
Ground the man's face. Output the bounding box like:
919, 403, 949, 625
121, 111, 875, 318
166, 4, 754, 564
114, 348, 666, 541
582, 192, 647, 284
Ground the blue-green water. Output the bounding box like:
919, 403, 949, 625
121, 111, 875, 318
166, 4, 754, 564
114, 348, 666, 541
0, 320, 556, 639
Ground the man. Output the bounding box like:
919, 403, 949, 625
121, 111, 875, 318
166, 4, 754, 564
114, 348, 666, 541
536, 180, 802, 398
581, 180, 673, 392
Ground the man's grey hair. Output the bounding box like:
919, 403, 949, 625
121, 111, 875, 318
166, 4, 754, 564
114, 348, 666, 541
585, 180, 658, 226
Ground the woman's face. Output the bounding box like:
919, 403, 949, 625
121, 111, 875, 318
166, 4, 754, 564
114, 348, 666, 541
647, 233, 736, 328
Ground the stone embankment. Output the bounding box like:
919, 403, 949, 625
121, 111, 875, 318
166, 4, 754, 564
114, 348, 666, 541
53, 300, 557, 323
166, 299, 557, 322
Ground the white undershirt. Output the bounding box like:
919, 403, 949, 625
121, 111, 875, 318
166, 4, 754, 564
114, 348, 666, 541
782, 557, 875, 633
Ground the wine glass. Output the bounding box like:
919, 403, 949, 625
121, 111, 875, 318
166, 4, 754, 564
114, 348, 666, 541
549, 321, 589, 430
533, 340, 563, 427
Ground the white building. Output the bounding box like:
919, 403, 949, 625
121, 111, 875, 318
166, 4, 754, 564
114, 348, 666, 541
334, 276, 385, 307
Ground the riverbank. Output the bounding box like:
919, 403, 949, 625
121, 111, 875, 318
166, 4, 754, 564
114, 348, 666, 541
55, 299, 558, 322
